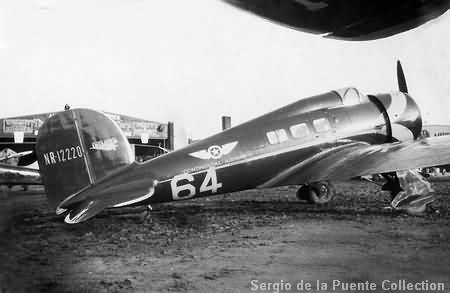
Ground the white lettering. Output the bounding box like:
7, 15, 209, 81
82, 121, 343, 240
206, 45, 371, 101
43, 153, 50, 165
76, 146, 83, 157
59, 149, 65, 162
297, 280, 312, 290
333, 280, 340, 290
334, 280, 377, 291
199, 167, 222, 194
249, 280, 291, 293
171, 173, 196, 200
71, 147, 76, 159
171, 167, 223, 200
42, 145, 84, 166
49, 152, 56, 164
250, 280, 259, 291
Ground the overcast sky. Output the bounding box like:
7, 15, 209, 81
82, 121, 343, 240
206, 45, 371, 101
0, 1, 449, 147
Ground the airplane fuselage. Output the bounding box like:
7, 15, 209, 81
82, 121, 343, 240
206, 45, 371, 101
33, 61, 438, 223
107, 88, 421, 206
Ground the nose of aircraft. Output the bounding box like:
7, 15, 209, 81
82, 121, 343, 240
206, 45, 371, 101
401, 93, 423, 140
375, 92, 422, 141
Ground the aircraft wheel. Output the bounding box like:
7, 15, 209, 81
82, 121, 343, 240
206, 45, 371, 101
307, 182, 334, 204
296, 185, 310, 201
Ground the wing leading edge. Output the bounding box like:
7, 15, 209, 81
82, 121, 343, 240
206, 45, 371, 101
260, 136, 450, 188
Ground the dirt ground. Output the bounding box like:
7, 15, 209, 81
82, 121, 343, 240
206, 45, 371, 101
0, 181, 449, 293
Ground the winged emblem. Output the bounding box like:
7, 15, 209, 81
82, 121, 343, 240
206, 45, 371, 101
189, 141, 238, 160
90, 137, 119, 151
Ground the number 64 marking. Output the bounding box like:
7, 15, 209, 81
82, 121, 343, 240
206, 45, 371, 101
171, 167, 222, 200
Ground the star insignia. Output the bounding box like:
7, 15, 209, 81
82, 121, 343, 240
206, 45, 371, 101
189, 141, 238, 160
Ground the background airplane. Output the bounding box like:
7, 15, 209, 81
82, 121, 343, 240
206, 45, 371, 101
222, 0, 450, 40
19, 61, 447, 224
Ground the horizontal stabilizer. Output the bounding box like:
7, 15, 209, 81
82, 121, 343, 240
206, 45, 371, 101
59, 163, 158, 224
64, 199, 105, 224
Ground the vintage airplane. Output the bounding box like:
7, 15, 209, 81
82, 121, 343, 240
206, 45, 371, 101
11, 61, 440, 224
0, 149, 41, 187
222, 0, 450, 40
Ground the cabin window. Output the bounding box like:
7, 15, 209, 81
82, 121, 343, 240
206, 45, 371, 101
290, 123, 310, 138
313, 118, 331, 133
276, 129, 288, 142
266, 129, 288, 144
266, 131, 278, 144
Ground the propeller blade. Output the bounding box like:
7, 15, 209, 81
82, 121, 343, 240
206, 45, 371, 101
397, 60, 408, 93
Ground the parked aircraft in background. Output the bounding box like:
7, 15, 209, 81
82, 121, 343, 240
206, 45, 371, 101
0, 149, 33, 164
419, 125, 450, 176
222, 0, 449, 40
4, 61, 435, 223
0, 149, 38, 188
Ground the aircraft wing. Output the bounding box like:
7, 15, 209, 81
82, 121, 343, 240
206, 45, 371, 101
0, 164, 42, 185
260, 136, 450, 188
222, 0, 450, 40
0, 150, 33, 162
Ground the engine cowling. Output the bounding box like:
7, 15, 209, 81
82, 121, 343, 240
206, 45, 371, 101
371, 92, 422, 141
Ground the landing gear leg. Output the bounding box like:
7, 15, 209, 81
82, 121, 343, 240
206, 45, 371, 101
381, 172, 402, 200
390, 170, 435, 215
296, 181, 335, 204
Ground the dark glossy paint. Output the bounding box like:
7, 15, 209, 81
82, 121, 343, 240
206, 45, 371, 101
222, 0, 449, 40
36, 109, 134, 208
37, 85, 436, 223
141, 89, 419, 204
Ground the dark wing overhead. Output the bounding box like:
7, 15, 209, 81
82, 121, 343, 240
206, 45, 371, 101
260, 136, 450, 187
222, 0, 450, 40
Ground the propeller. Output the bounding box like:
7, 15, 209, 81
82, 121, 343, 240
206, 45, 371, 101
397, 60, 408, 94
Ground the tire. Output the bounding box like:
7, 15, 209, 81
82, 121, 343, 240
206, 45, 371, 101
296, 185, 310, 201
307, 182, 334, 204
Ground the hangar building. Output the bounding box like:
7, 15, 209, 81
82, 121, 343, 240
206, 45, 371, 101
0, 110, 174, 166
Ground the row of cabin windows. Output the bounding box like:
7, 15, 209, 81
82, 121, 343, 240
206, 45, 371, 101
435, 132, 450, 137
266, 117, 331, 145
266, 129, 289, 144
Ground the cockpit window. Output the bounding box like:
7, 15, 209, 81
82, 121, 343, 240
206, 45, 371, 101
313, 118, 331, 133
334, 87, 367, 106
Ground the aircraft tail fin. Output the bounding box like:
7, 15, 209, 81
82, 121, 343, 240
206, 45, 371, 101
36, 109, 155, 223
